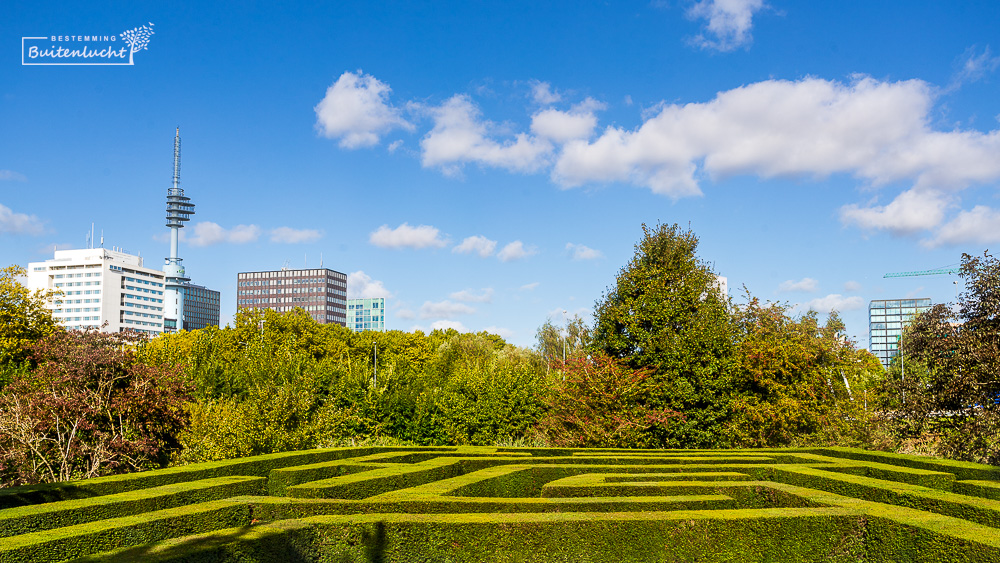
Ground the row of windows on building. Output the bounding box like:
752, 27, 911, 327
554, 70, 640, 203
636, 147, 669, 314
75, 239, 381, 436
238, 278, 345, 287
237, 288, 345, 296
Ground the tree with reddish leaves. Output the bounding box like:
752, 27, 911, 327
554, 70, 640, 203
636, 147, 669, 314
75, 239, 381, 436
0, 329, 191, 486
533, 353, 684, 448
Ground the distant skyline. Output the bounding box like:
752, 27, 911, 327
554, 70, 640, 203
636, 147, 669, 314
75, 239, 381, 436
3, 1, 999, 347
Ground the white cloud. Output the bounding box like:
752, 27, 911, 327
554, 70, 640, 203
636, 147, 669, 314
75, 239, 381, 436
450, 288, 494, 303
420, 300, 476, 319
452, 235, 497, 257
314, 70, 413, 149
184, 222, 261, 247
555, 76, 1000, 204
530, 81, 562, 105
431, 320, 467, 332
687, 0, 766, 52
369, 223, 447, 249
497, 240, 536, 262
348, 270, 393, 299
269, 227, 323, 244
840, 189, 951, 235
0, 203, 44, 235
420, 95, 552, 174
949, 45, 1000, 91
797, 294, 865, 315
778, 277, 818, 293
483, 326, 514, 339
519, 282, 540, 291
321, 73, 1000, 240
565, 242, 603, 260
0, 170, 27, 182
530, 99, 605, 144
387, 139, 403, 153
396, 308, 415, 320
844, 281, 862, 292
925, 205, 1000, 247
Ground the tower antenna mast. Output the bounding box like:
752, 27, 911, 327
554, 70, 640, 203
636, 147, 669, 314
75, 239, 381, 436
164, 127, 195, 332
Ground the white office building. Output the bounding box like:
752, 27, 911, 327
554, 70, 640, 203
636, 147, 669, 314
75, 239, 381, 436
27, 248, 166, 335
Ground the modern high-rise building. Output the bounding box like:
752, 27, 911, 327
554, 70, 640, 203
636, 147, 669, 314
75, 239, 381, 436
347, 298, 385, 332
179, 283, 221, 331
869, 298, 933, 369
27, 248, 166, 335
236, 268, 347, 325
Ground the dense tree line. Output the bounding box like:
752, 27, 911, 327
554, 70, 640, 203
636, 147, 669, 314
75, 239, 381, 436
2, 225, 997, 486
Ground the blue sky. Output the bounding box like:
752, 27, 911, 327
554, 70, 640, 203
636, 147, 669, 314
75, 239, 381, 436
3, 1, 999, 348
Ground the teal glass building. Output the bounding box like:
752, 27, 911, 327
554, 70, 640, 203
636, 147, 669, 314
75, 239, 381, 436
347, 297, 385, 332
868, 298, 932, 369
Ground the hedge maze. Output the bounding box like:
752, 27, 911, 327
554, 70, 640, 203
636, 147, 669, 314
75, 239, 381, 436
2, 446, 1000, 562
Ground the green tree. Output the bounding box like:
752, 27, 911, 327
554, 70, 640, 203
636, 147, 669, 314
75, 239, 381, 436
591, 223, 733, 447
0, 265, 60, 385
886, 251, 1000, 463
726, 298, 880, 448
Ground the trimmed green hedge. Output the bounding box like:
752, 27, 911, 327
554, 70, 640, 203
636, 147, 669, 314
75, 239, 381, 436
0, 446, 998, 561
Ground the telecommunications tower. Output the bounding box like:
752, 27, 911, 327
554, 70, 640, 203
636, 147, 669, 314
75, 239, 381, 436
163, 127, 195, 332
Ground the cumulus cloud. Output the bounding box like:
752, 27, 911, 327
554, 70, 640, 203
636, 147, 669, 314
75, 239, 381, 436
420, 300, 475, 319
687, 0, 766, 51
321, 71, 1000, 240
530, 99, 605, 144
0, 170, 27, 182
348, 270, 393, 299
497, 240, 536, 262
840, 189, 951, 235
314, 70, 413, 148
925, 205, 1000, 247
269, 227, 323, 244
565, 242, 603, 260
186, 222, 260, 246
396, 308, 415, 320
797, 294, 864, 315
556, 77, 1000, 203
420, 95, 552, 175
370, 223, 447, 249
519, 282, 540, 291
452, 235, 497, 257
0, 203, 44, 235
778, 277, 818, 293
450, 288, 494, 303
844, 281, 862, 292
530, 81, 562, 105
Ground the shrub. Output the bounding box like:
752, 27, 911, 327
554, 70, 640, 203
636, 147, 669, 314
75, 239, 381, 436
0, 330, 190, 486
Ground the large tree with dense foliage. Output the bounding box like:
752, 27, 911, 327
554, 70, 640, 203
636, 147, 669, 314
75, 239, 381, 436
591, 223, 733, 447
884, 252, 1000, 464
